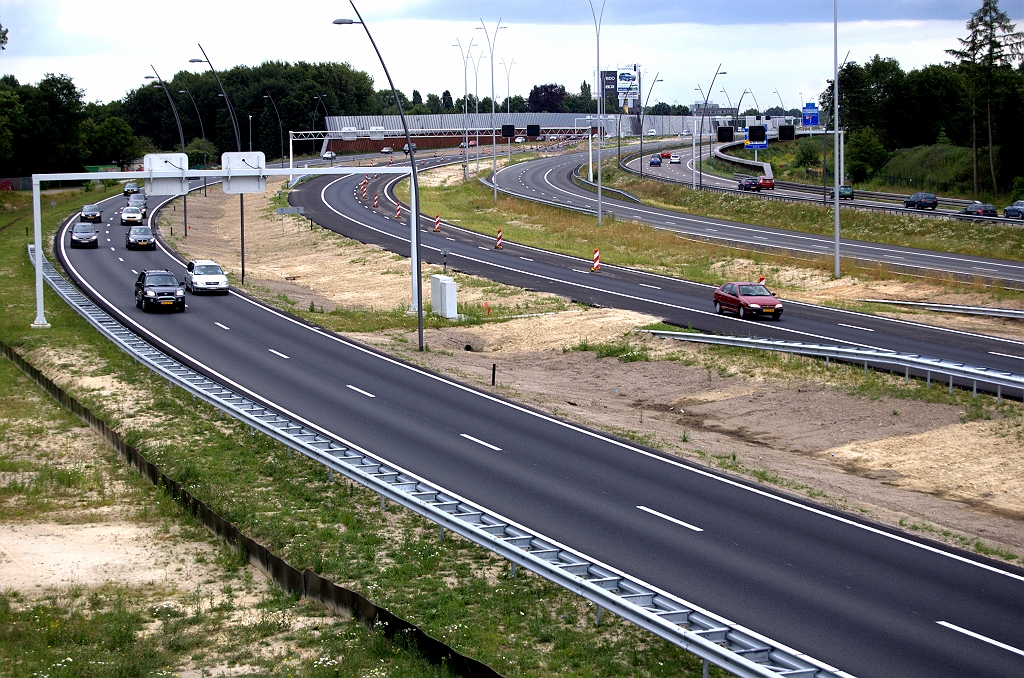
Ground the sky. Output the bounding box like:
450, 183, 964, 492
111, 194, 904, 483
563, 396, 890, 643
1, 1, 1018, 112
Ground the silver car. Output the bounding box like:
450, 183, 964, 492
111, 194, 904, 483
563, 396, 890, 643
185, 259, 229, 294
120, 206, 143, 225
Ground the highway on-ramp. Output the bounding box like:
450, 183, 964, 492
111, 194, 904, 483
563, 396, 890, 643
53, 173, 1024, 678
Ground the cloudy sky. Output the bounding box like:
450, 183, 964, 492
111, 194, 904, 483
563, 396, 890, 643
1, 1, 1017, 112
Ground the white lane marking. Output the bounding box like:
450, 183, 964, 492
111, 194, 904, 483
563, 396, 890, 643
215, 322, 230, 330
460, 433, 502, 451
268, 349, 290, 359
706, 228, 717, 231
519, 256, 533, 261
637, 505, 703, 532
838, 323, 875, 332
110, 247, 115, 251
574, 269, 591, 274
118, 257, 123, 262
346, 384, 376, 398
105, 230, 109, 234
973, 267, 1000, 273
936, 621, 1024, 657
990, 351, 1023, 360
446, 237, 455, 241
131, 269, 138, 274
302, 183, 1024, 586
639, 283, 661, 289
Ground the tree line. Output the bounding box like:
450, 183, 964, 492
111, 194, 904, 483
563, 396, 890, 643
823, 0, 1022, 197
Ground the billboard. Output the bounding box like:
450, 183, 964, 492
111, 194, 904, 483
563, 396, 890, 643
616, 67, 639, 98
601, 70, 618, 94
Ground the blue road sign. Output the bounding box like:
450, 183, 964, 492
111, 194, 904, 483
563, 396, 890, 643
802, 103, 819, 126
744, 132, 768, 150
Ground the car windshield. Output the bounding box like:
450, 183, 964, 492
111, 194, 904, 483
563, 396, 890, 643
73, 224, 95, 233
980, 204, 994, 210
83, 205, 98, 211
922, 193, 935, 199
124, 207, 140, 214
126, 183, 138, 189
147, 274, 177, 286
129, 196, 144, 203
130, 227, 151, 235
738, 285, 772, 296
194, 265, 222, 275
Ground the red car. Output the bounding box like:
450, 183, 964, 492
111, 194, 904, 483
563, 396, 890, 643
713, 282, 783, 319
660, 150, 672, 158
756, 176, 775, 190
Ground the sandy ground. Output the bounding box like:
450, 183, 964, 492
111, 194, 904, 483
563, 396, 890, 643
148, 166, 1023, 558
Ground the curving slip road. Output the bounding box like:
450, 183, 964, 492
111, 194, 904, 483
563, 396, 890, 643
496, 148, 1024, 288
52, 160, 1024, 678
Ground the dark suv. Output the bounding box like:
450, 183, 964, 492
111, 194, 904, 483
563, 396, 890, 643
123, 181, 141, 198
135, 270, 185, 312
903, 192, 937, 209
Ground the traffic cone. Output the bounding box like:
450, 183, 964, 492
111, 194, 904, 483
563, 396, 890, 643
591, 248, 600, 272
433, 214, 441, 232
495, 229, 503, 249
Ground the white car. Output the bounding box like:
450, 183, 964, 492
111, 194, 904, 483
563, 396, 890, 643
514, 136, 525, 143
669, 153, 681, 164
185, 259, 229, 294
647, 129, 656, 137
120, 206, 143, 225
322, 151, 337, 160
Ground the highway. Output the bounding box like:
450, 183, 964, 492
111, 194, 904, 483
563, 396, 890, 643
491, 147, 1024, 290
51, 162, 1024, 678
287, 159, 1024, 383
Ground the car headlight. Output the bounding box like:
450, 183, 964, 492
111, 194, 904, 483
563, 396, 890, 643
748, 304, 761, 309
145, 290, 155, 296
775, 303, 782, 308
175, 289, 184, 296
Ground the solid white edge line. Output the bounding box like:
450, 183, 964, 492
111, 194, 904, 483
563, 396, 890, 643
637, 505, 703, 532
936, 621, 1024, 657
215, 322, 230, 330
268, 349, 290, 359
346, 384, 376, 398
837, 323, 875, 332
990, 351, 1023, 360
491, 155, 1024, 348
460, 433, 502, 451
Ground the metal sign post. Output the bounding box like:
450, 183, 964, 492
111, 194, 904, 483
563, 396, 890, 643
29, 164, 412, 330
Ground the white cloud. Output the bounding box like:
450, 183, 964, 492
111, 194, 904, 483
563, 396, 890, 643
0, 1, 967, 112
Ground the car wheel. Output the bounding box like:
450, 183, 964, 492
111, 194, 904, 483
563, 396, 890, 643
135, 293, 142, 309
715, 301, 722, 314
141, 298, 149, 313
738, 306, 746, 319
772, 311, 782, 320
177, 304, 185, 313
1019, 213, 1023, 221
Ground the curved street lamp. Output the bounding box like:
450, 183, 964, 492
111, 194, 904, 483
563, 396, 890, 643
335, 1, 425, 350
263, 92, 285, 168
178, 84, 207, 196
697, 65, 726, 190
638, 73, 662, 179
477, 19, 505, 204
453, 38, 477, 180
588, 0, 607, 228
145, 67, 189, 237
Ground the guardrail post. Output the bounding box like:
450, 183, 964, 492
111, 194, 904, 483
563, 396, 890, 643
973, 381, 977, 397
328, 468, 333, 483
703, 659, 709, 678
905, 366, 909, 384
927, 371, 931, 388
439, 525, 445, 541
997, 385, 1001, 403
949, 374, 954, 394
510, 561, 517, 577
595, 604, 603, 626
380, 494, 386, 511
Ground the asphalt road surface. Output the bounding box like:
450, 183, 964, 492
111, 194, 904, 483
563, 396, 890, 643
54, 172, 1024, 678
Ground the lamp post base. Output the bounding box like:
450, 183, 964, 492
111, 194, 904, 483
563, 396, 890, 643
31, 321, 51, 329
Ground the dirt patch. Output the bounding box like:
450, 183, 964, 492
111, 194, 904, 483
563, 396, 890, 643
161, 176, 565, 315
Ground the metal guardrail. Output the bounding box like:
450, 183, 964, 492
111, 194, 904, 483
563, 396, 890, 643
33, 244, 846, 678
858, 299, 1024, 319
645, 330, 1024, 400
571, 164, 642, 203
616, 150, 1020, 226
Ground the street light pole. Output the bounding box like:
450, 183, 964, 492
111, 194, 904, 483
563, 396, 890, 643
146, 67, 188, 237
454, 39, 475, 181
191, 46, 244, 282
638, 73, 661, 179
248, 114, 253, 152
263, 92, 284, 169
697, 65, 726, 190
469, 50, 485, 174
589, 0, 607, 228
833, 0, 841, 278
477, 19, 505, 204
179, 85, 207, 196
501, 57, 516, 165
335, 1, 425, 350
